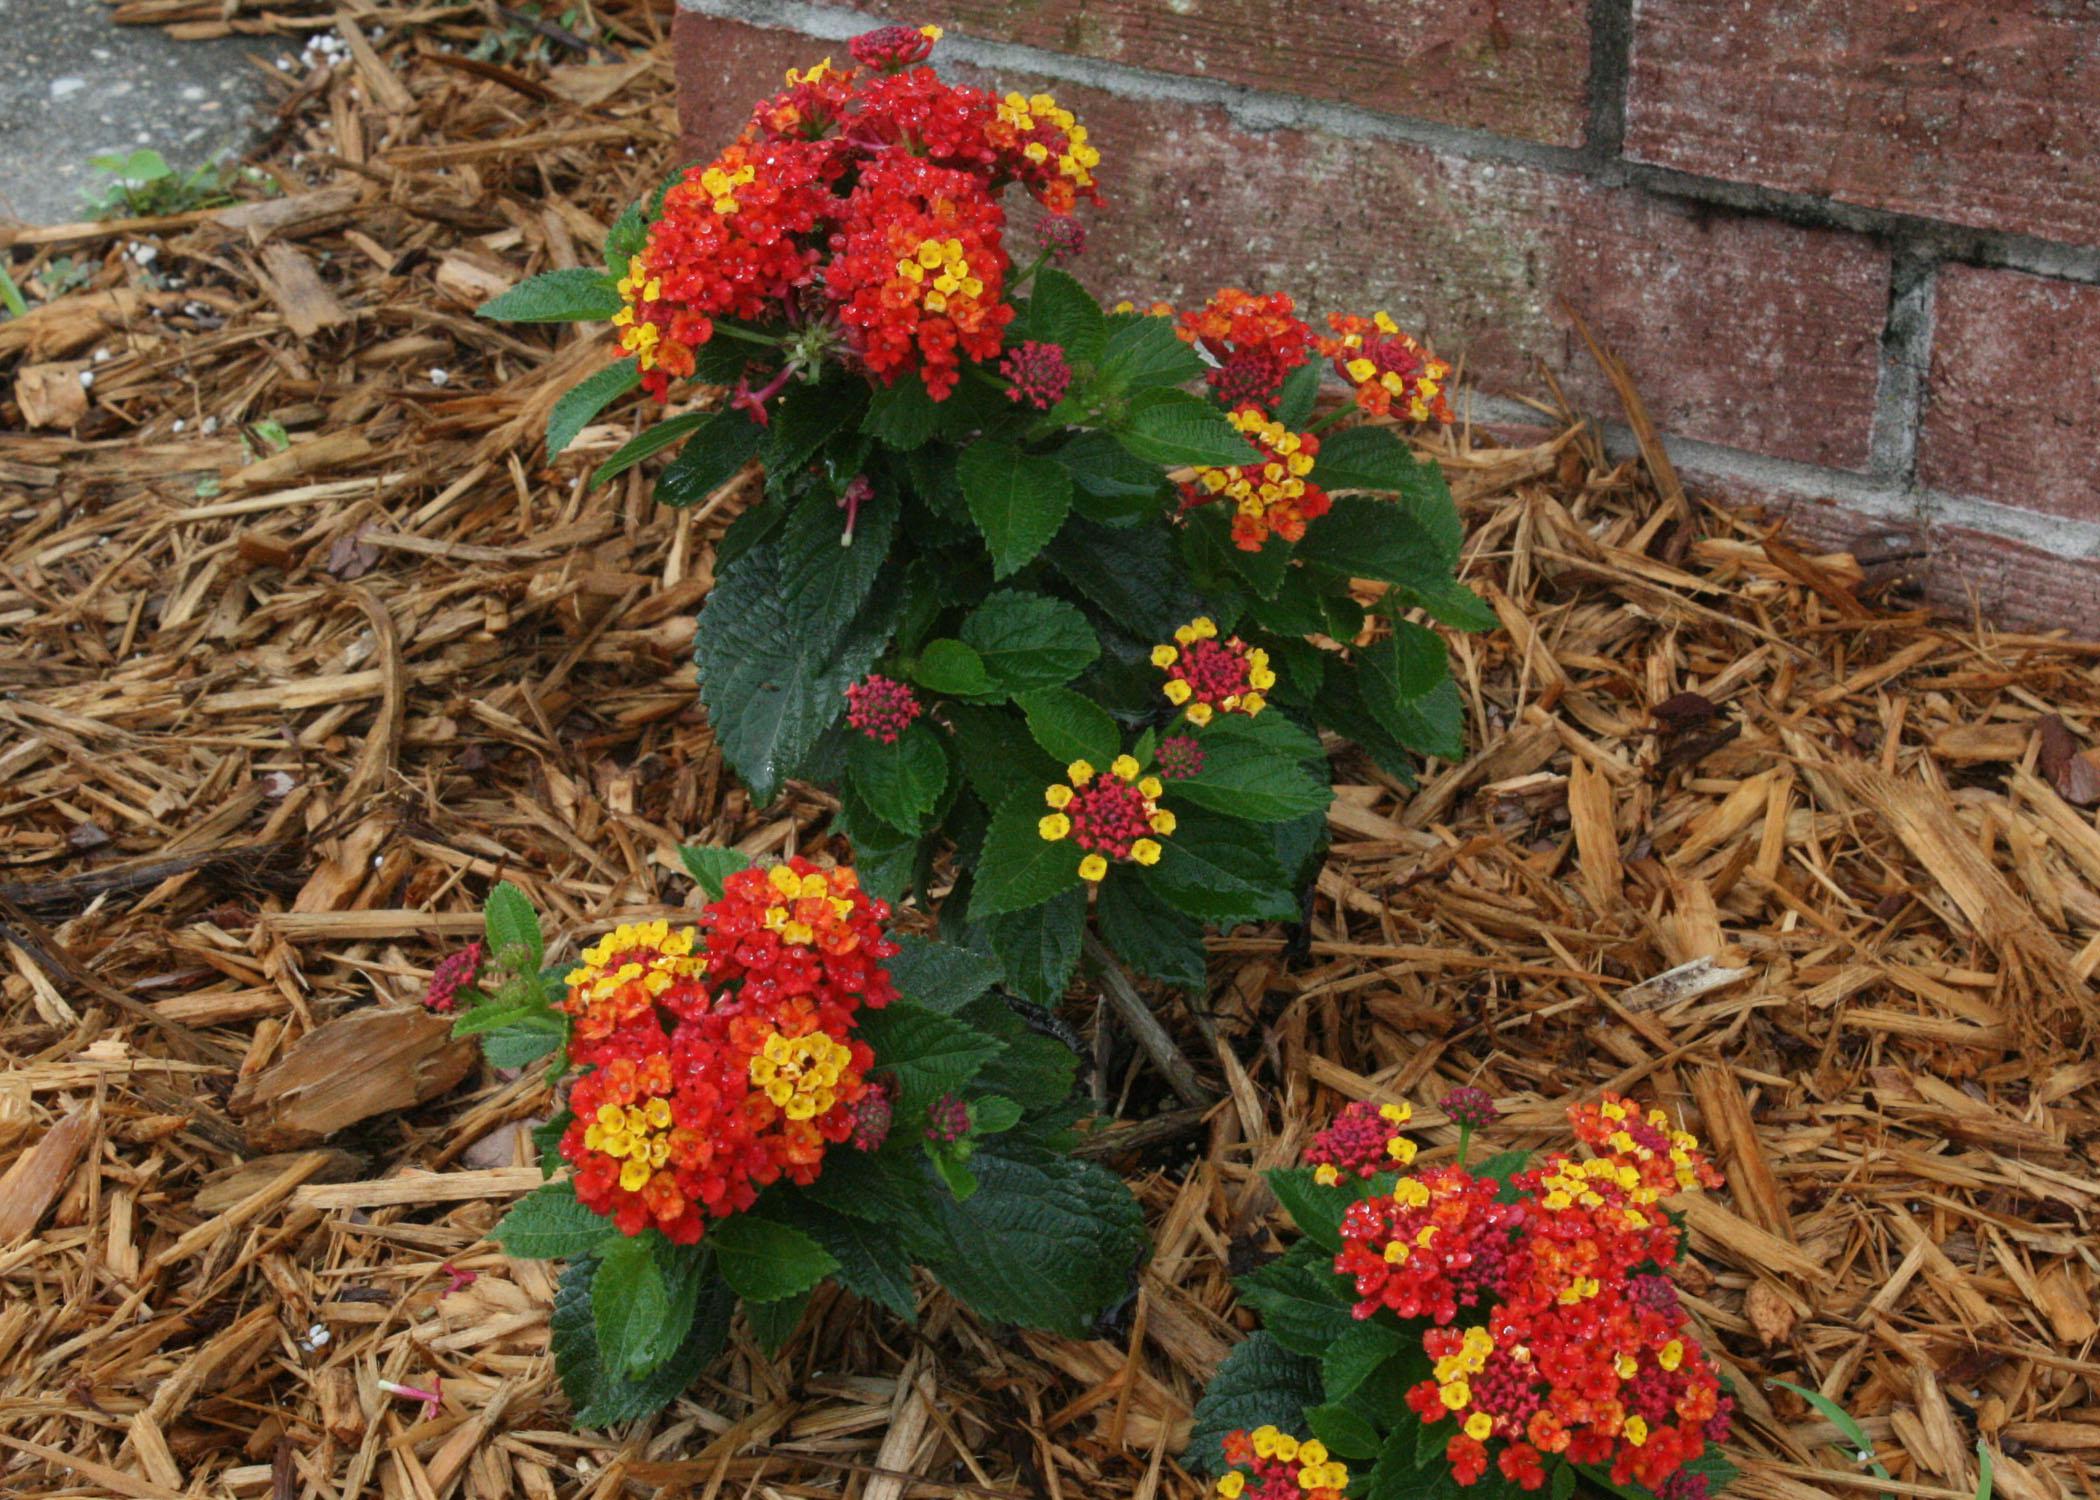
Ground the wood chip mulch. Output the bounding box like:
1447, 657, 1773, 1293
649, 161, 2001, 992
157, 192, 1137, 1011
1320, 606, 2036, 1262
4, 6, 2100, 1499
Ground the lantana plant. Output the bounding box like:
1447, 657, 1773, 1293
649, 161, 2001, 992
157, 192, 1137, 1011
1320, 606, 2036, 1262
1190, 1094, 1739, 1500
477, 23, 1490, 1004
442, 854, 1143, 1427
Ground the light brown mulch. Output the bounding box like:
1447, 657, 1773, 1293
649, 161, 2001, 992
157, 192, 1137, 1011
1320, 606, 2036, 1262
4, 6, 2100, 1499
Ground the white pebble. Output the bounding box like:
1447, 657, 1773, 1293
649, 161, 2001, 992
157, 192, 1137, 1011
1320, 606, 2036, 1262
78, 370, 95, 388
427, 367, 450, 387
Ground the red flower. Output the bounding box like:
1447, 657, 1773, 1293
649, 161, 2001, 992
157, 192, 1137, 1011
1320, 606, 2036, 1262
845, 673, 921, 743
554, 861, 899, 1244
1000, 340, 1072, 408
825, 155, 1014, 399
1177, 409, 1329, 550
1315, 311, 1454, 423
1176, 288, 1314, 411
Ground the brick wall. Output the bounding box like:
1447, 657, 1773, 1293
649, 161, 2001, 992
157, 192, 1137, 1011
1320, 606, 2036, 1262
672, 0, 2100, 633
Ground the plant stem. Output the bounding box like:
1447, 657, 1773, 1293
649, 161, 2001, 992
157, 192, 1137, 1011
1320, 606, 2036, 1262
709, 319, 785, 348
1082, 932, 1216, 1111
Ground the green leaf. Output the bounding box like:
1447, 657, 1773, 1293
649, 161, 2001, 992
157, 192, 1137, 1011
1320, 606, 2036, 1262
924, 1141, 1145, 1336
707, 1215, 839, 1303
1274, 360, 1323, 428
1096, 314, 1205, 395
678, 845, 752, 901
1296, 495, 1448, 589
959, 994, 1081, 1112
1016, 268, 1106, 363
1371, 1423, 1460, 1500
1115, 389, 1262, 468
588, 411, 710, 491
1149, 807, 1296, 923
1357, 624, 1465, 761
987, 886, 1085, 1006
957, 439, 1074, 580
1174, 719, 1333, 823
481, 1017, 565, 1069
1186, 1332, 1323, 1473
780, 480, 900, 643
654, 409, 765, 507
960, 591, 1099, 694
1054, 431, 1171, 518
800, 1146, 951, 1260
604, 201, 647, 273
931, 1151, 980, 1201
1094, 867, 1208, 993
848, 721, 949, 834
1265, 1166, 1352, 1253
493, 1183, 611, 1260
1182, 506, 1294, 599
1323, 1321, 1406, 1402
971, 790, 1086, 917
763, 378, 868, 477
887, 933, 1005, 1014
1304, 1402, 1383, 1460
947, 704, 1063, 808
911, 638, 1000, 699
856, 1001, 1005, 1117
769, 1195, 918, 1321
477, 267, 621, 323
693, 537, 900, 804
1550, 1461, 1577, 1500
592, 1233, 688, 1379
1309, 426, 1462, 564
973, 1095, 1024, 1134
746, 1288, 811, 1354
552, 1254, 732, 1428
548, 360, 640, 458
483, 881, 543, 971
1053, 516, 1211, 642
1015, 687, 1120, 766
1397, 575, 1498, 633
862, 373, 942, 450
1236, 1239, 1357, 1356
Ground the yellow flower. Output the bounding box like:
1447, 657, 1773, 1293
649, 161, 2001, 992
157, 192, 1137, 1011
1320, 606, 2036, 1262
1148, 809, 1176, 836
1313, 1164, 1339, 1186
919, 23, 943, 39
1078, 853, 1108, 882
1068, 759, 1095, 785
1111, 754, 1140, 781
1624, 1416, 1649, 1447
1464, 1413, 1493, 1442
1131, 839, 1162, 866
1039, 813, 1072, 841
1186, 703, 1215, 727
1150, 645, 1178, 668
1217, 1476, 1246, 1500
1045, 784, 1074, 809
1439, 1381, 1471, 1411
1163, 679, 1193, 705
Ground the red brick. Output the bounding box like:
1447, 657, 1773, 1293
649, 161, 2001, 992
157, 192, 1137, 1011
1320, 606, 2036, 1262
788, 0, 1593, 147
1917, 266, 2100, 521
1625, 1, 2100, 248
674, 12, 1890, 469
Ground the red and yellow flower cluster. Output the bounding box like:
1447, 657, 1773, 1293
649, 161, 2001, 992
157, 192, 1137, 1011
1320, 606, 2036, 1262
1323, 1094, 1732, 1495
1039, 754, 1175, 883
1316, 310, 1454, 424
1177, 288, 1315, 411
557, 859, 899, 1244
1216, 1427, 1349, 1500
1152, 617, 1275, 725
612, 26, 1097, 401
1181, 409, 1330, 551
